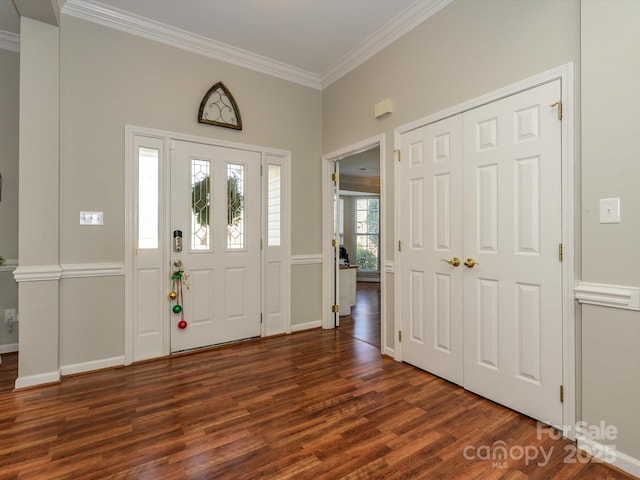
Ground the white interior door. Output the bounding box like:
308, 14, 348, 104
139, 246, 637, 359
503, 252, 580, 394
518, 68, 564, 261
398, 79, 563, 426
399, 116, 464, 385
462, 80, 563, 425
170, 140, 261, 352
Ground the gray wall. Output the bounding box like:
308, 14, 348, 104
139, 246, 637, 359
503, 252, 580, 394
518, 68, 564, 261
0, 48, 19, 350
55, 16, 323, 366
322, 0, 580, 351
581, 0, 640, 461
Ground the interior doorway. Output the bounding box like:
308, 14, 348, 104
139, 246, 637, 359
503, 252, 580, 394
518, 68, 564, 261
322, 134, 386, 353
336, 149, 381, 348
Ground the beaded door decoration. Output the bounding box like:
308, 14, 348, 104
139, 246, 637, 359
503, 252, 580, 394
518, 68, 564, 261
169, 261, 190, 329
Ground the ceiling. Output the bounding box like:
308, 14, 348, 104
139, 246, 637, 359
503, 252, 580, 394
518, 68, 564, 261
0, 0, 450, 88
339, 146, 380, 179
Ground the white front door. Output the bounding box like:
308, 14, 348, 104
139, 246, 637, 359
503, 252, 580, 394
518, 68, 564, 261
398, 79, 563, 426
462, 80, 563, 425
170, 140, 261, 352
399, 115, 464, 385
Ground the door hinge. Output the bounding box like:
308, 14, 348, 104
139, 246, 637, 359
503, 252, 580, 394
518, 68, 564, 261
558, 243, 563, 262
332, 239, 338, 248
551, 100, 563, 120
331, 172, 339, 183
560, 385, 564, 403
395, 149, 401, 162
398, 240, 402, 252
398, 330, 402, 342
260, 313, 263, 324
260, 164, 263, 176
332, 304, 339, 313
261, 238, 263, 250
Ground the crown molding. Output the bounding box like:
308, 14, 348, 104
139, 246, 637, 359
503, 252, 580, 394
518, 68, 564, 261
320, 0, 453, 88
0, 30, 20, 52
62, 0, 322, 89
62, 0, 452, 91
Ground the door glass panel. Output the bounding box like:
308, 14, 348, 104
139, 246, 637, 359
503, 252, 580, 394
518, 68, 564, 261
227, 163, 245, 249
191, 159, 211, 251
138, 147, 159, 249
267, 164, 281, 246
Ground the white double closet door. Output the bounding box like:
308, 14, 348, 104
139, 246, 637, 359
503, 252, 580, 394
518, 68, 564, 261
399, 80, 563, 426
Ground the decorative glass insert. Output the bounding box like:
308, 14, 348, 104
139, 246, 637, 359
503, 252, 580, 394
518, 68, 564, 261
267, 164, 281, 246
227, 164, 245, 249
138, 147, 159, 249
191, 159, 211, 251
356, 197, 380, 272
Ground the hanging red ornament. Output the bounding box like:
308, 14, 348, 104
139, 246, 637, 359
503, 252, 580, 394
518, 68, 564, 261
178, 319, 188, 329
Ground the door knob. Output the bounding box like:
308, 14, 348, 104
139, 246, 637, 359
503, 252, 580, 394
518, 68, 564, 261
440, 257, 461, 267
464, 258, 479, 268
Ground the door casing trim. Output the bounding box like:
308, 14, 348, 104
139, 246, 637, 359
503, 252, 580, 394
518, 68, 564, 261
321, 134, 387, 355
393, 63, 576, 438
124, 125, 292, 365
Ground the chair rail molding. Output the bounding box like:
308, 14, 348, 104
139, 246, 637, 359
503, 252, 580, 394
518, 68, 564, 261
574, 281, 640, 311
13, 263, 125, 282
291, 254, 323, 265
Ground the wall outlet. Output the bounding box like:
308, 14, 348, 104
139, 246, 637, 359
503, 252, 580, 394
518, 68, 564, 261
4, 308, 16, 323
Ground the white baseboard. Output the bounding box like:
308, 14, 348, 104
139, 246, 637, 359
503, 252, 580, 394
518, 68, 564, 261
578, 436, 640, 478
384, 346, 396, 358
15, 370, 61, 389
60, 355, 125, 376
0, 343, 18, 354
291, 320, 321, 332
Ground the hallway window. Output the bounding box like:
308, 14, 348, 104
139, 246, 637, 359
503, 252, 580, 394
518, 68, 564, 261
356, 197, 379, 272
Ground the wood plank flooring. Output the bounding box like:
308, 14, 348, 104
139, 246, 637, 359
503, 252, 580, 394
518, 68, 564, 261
0, 329, 635, 479
0, 352, 17, 394
338, 282, 381, 349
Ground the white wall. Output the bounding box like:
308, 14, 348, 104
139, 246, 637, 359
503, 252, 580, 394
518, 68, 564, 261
581, 0, 640, 463
0, 48, 19, 350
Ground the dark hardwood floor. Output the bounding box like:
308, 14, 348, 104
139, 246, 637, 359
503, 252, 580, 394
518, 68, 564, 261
0, 352, 17, 394
339, 281, 381, 348
0, 329, 635, 479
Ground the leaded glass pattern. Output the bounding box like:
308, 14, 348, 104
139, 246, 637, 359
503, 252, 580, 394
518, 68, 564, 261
191, 159, 211, 251
227, 163, 244, 249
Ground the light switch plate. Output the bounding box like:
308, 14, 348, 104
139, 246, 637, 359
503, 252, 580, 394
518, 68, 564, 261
599, 198, 620, 224
80, 211, 104, 225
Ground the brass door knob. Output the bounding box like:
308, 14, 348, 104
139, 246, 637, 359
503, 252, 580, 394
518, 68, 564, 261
464, 258, 479, 268
440, 257, 461, 267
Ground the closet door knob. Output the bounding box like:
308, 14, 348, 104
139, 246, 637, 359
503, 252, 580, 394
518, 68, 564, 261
464, 258, 479, 268
440, 257, 461, 267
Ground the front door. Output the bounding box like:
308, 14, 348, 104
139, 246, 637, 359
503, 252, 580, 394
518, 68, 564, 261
170, 140, 261, 352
